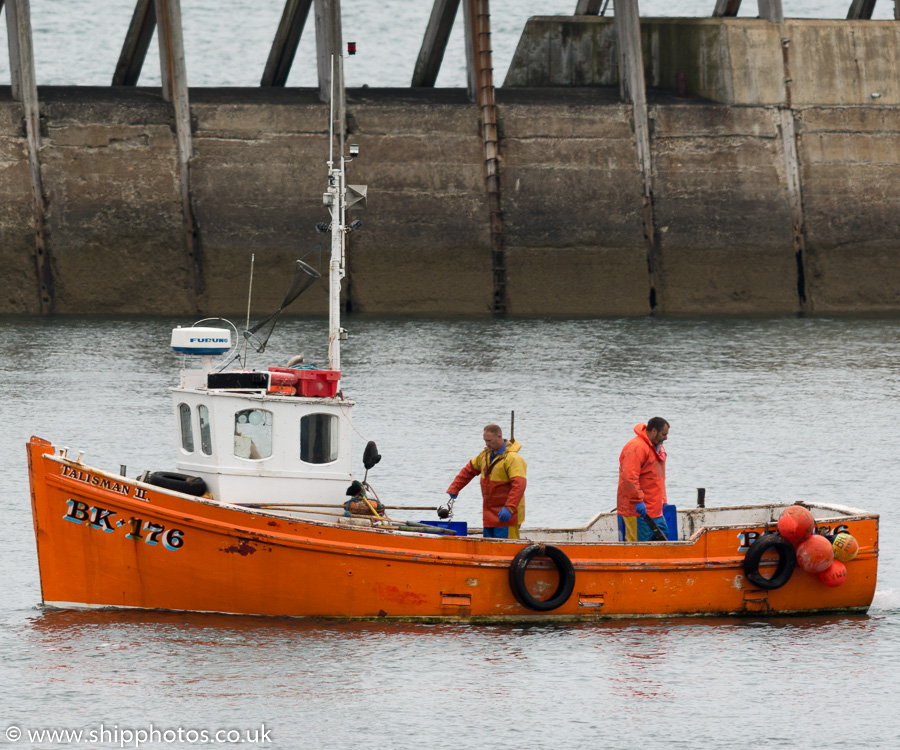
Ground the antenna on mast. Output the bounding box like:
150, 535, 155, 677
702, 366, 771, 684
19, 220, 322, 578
324, 43, 365, 376
328, 55, 335, 167
326, 52, 343, 373
242, 253, 255, 367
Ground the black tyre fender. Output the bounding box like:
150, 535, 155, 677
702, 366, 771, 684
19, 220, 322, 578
743, 533, 796, 590
508, 543, 576, 612
146, 471, 208, 497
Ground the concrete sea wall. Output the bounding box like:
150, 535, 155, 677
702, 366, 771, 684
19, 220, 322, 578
506, 17, 900, 106
1, 18, 899, 316
504, 17, 900, 314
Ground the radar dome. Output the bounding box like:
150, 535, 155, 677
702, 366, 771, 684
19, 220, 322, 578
171, 327, 231, 356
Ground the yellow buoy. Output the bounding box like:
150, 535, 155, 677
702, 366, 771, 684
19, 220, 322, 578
832, 532, 859, 562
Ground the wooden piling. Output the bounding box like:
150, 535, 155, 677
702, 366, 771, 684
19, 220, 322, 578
464, 0, 506, 315
113, 0, 157, 86
779, 110, 809, 311
157, 0, 204, 304
261, 0, 313, 86
712, 0, 742, 16
574, 0, 604, 13
615, 0, 659, 312
314, 0, 343, 105
412, 0, 460, 87
5, 0, 54, 314
757, 0, 784, 23
4, 0, 21, 101
846, 0, 877, 18
779, 36, 810, 311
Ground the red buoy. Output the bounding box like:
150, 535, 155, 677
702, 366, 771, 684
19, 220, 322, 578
796, 534, 835, 573
777, 505, 815, 544
819, 560, 848, 587
832, 532, 859, 562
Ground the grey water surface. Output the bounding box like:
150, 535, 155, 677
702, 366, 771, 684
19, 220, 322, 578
2, 314, 900, 749
3, 2, 900, 748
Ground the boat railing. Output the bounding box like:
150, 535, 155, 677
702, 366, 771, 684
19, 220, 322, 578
520, 501, 878, 546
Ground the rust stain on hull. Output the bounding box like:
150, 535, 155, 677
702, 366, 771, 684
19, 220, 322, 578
221, 540, 258, 556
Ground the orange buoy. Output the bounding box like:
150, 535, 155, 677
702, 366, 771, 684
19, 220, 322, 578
819, 560, 848, 587
832, 532, 859, 562
777, 505, 816, 544
796, 534, 835, 573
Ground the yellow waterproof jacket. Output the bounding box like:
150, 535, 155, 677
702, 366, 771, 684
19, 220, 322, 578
447, 439, 526, 527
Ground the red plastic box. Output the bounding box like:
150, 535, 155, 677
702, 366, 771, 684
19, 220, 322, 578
296, 369, 340, 397
268, 367, 340, 397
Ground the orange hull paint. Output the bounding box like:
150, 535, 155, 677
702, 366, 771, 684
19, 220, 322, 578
28, 437, 879, 621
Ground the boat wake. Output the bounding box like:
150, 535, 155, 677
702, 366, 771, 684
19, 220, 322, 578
870, 587, 900, 614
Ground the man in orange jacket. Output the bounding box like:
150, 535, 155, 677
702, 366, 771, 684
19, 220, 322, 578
446, 423, 526, 539
617, 417, 669, 542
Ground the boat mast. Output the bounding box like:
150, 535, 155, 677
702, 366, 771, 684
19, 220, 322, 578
326, 53, 346, 374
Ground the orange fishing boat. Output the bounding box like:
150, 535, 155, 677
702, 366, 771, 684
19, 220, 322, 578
26, 52, 878, 622
27, 437, 878, 620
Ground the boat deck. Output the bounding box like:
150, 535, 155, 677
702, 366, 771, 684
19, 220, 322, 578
238, 501, 876, 545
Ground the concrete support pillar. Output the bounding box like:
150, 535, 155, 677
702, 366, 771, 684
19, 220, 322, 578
157, 0, 204, 302
5, 0, 54, 313
412, 0, 460, 87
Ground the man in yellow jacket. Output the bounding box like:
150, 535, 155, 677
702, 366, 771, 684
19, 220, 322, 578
447, 424, 526, 539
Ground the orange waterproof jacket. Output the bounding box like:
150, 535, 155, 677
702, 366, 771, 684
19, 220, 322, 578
447, 439, 526, 527
617, 424, 667, 518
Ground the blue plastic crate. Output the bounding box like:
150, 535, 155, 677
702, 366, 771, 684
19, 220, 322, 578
416, 520, 468, 536
663, 504, 678, 541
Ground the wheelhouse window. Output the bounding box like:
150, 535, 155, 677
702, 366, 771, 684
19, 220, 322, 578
199, 405, 213, 456
300, 413, 338, 464
178, 403, 194, 452
234, 409, 273, 459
